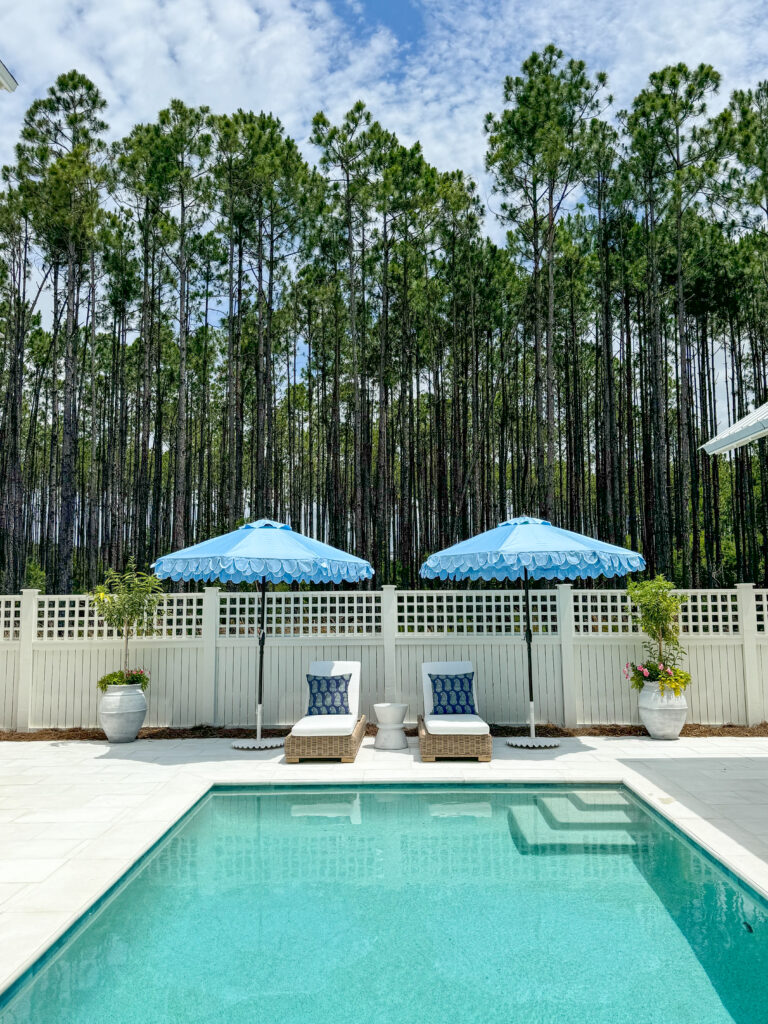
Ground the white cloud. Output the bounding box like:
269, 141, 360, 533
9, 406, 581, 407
2, 0, 768, 234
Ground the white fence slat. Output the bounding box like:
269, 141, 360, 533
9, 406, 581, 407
758, 644, 768, 722
0, 647, 18, 729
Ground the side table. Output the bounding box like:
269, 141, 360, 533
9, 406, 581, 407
373, 702, 408, 749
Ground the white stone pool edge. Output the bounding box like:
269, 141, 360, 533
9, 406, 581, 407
1, 734, 768, 997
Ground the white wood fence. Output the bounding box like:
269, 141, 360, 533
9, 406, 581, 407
1, 584, 766, 732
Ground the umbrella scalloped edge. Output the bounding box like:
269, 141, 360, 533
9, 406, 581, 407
153, 555, 374, 585
420, 549, 645, 582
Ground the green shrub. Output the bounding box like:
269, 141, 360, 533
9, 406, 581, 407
24, 560, 46, 593
623, 660, 691, 697
91, 559, 164, 683
96, 668, 150, 693
624, 575, 691, 697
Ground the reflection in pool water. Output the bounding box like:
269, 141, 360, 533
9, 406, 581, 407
1, 785, 766, 1024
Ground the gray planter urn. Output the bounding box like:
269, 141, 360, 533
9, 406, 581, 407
99, 684, 147, 743
637, 681, 687, 740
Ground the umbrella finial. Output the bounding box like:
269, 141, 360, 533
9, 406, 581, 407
499, 515, 550, 527
242, 518, 292, 530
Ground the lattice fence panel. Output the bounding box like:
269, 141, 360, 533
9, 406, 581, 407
219, 592, 381, 637
679, 591, 739, 634
396, 591, 558, 635
35, 594, 203, 640
19, 586, 750, 641
573, 592, 639, 635
153, 595, 205, 638
573, 589, 741, 635
755, 591, 767, 633
0, 597, 21, 641
36, 596, 119, 640
219, 594, 258, 636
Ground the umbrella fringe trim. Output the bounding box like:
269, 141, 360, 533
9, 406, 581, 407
420, 550, 645, 581
154, 556, 374, 585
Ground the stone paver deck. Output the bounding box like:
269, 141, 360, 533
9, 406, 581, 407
1, 735, 768, 995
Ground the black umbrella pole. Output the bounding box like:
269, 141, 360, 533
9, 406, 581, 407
257, 579, 266, 742
232, 578, 283, 751
524, 568, 535, 739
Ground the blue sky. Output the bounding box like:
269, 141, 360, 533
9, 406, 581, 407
339, 0, 425, 44
3, 0, 768, 226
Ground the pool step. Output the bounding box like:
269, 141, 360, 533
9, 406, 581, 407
506, 794, 645, 856
564, 790, 634, 813
535, 794, 651, 832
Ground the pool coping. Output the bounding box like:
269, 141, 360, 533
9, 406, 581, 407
2, 755, 768, 1004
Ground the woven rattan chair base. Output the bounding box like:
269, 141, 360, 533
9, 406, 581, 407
285, 715, 367, 763
417, 715, 492, 762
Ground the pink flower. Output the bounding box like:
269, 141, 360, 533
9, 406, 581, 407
637, 664, 644, 671
667, 668, 673, 676
625, 662, 630, 670
658, 663, 664, 670
643, 668, 650, 678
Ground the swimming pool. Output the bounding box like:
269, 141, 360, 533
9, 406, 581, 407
1, 784, 766, 1023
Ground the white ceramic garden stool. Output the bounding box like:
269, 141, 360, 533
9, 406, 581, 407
373, 703, 409, 750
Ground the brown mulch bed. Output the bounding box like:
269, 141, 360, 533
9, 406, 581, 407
0, 725, 291, 742
491, 722, 768, 738
2, 721, 768, 742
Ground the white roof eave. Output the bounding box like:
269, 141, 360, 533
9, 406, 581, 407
702, 401, 768, 455
0, 60, 18, 93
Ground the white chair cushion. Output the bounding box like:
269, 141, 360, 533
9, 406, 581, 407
423, 713, 490, 736
291, 714, 357, 737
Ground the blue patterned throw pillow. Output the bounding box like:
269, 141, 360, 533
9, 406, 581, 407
429, 672, 476, 715
306, 673, 352, 716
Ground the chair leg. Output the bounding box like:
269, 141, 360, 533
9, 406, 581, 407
285, 757, 299, 764
421, 755, 436, 762
341, 756, 354, 763
478, 755, 491, 762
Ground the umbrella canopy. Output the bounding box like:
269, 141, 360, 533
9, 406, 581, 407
420, 517, 645, 747
153, 519, 373, 749
152, 518, 374, 585
702, 401, 768, 455
420, 516, 645, 583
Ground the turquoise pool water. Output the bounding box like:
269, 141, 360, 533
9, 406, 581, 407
1, 785, 767, 1023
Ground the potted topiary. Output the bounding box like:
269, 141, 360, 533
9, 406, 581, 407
623, 575, 691, 740
92, 561, 164, 743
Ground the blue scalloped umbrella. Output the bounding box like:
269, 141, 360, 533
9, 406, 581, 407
420, 517, 644, 748
153, 519, 373, 749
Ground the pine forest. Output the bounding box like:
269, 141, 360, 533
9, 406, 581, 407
2, 48, 768, 593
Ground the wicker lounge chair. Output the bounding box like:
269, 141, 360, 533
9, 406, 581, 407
285, 660, 366, 763
418, 661, 492, 762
